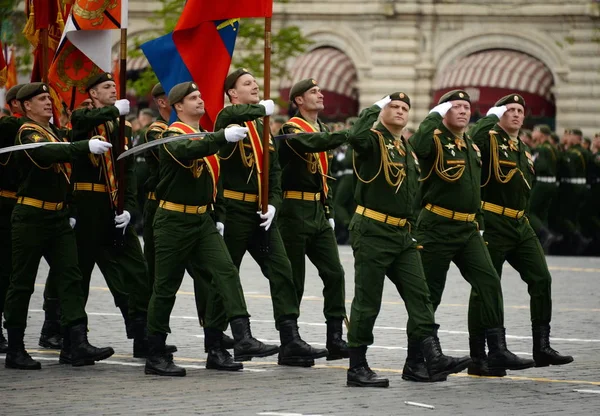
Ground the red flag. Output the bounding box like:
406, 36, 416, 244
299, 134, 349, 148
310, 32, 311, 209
0, 41, 7, 88
175, 0, 272, 31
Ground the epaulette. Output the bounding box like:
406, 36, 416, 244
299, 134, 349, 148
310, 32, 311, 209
434, 129, 443, 135
489, 129, 498, 134
125, 120, 132, 128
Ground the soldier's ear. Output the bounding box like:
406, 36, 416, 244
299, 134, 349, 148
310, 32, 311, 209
227, 88, 237, 100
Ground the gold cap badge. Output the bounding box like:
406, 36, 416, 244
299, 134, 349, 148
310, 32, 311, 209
242, 68, 248, 72
514, 95, 519, 101
107, 74, 112, 79
399, 93, 405, 98
42, 85, 47, 91
191, 83, 197, 89
459, 92, 464, 98
311, 79, 317, 85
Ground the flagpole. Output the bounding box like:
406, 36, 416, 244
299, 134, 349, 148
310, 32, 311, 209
40, 28, 49, 83
261, 16, 271, 215
116, 27, 127, 217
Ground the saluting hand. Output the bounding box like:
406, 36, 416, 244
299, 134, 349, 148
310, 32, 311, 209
89, 139, 112, 154
257, 204, 276, 231
429, 102, 452, 117
486, 105, 507, 119
374, 95, 392, 109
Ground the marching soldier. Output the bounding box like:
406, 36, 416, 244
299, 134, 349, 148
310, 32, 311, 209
529, 125, 561, 251
145, 82, 278, 376
3, 82, 114, 369
345, 93, 470, 387
409, 90, 535, 377
215, 68, 327, 367
70, 73, 153, 357
278, 78, 349, 360
470, 94, 573, 367
141, 83, 234, 350
0, 84, 26, 354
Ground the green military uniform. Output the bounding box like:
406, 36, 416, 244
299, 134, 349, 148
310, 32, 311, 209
528, 140, 559, 233
70, 73, 150, 337
346, 104, 435, 348
469, 94, 573, 367
580, 150, 600, 249
409, 112, 503, 337
278, 111, 347, 323
214, 104, 299, 322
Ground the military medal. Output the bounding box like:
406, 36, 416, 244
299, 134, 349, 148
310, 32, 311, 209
499, 143, 509, 158
509, 139, 519, 152
445, 142, 456, 156
454, 137, 466, 151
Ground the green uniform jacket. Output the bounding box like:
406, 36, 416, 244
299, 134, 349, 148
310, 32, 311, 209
142, 116, 168, 194
156, 121, 227, 206
279, 112, 348, 219
15, 118, 89, 203
469, 115, 534, 212
70, 106, 137, 213
214, 104, 281, 221
0, 116, 23, 200
533, 142, 559, 177
409, 113, 482, 214
349, 105, 421, 220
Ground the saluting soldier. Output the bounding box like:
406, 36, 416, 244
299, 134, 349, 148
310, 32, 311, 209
3, 83, 114, 370
278, 78, 349, 360
470, 95, 573, 368
409, 90, 535, 377
345, 93, 470, 388
215, 69, 327, 367
529, 125, 561, 251
145, 82, 278, 377
70, 73, 153, 357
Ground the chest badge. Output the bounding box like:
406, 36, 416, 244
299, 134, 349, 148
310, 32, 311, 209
445, 142, 456, 156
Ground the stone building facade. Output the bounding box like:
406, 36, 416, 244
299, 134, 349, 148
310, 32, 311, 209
129, 0, 600, 134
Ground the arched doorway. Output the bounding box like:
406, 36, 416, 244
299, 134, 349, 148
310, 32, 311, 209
432, 49, 555, 129
279, 47, 358, 122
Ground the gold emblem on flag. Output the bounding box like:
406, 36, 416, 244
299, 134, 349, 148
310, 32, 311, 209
52, 43, 102, 93
73, 0, 120, 29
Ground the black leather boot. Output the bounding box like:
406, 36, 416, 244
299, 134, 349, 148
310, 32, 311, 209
532, 325, 573, 367
467, 334, 506, 377
402, 339, 432, 382
278, 318, 327, 367
326, 318, 349, 360
222, 333, 236, 350
144, 333, 186, 377
486, 327, 535, 371
230, 316, 279, 361
4, 328, 41, 370
59, 328, 94, 366
70, 323, 114, 366
421, 335, 471, 382
347, 346, 389, 387
131, 313, 177, 358
38, 298, 63, 349
205, 328, 243, 371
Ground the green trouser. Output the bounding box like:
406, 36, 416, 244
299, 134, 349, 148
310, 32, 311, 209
413, 209, 504, 335
134, 160, 149, 225
0, 199, 16, 317
278, 198, 346, 321
552, 183, 586, 234
333, 175, 355, 230
75, 193, 149, 317
347, 215, 436, 347
223, 199, 299, 322
528, 182, 558, 233
148, 208, 249, 335
143, 197, 210, 325
482, 213, 551, 325
4, 205, 87, 329
43, 269, 61, 318
580, 184, 600, 239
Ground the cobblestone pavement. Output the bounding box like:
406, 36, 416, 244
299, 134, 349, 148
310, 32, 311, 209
1, 244, 599, 415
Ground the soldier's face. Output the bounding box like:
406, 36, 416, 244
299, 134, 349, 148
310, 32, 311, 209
24, 93, 53, 119
178, 91, 205, 118
444, 100, 471, 129
381, 101, 409, 128
500, 103, 525, 132
230, 74, 260, 104
78, 99, 93, 110
91, 81, 117, 106
296, 87, 324, 112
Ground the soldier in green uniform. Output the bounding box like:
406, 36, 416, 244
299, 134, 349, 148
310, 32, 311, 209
278, 78, 349, 360
0, 84, 26, 354
3, 82, 114, 369
470, 94, 573, 367
141, 83, 235, 350
145, 82, 278, 377
529, 125, 561, 251
345, 93, 470, 387
409, 90, 535, 377
70, 73, 152, 357
215, 69, 327, 367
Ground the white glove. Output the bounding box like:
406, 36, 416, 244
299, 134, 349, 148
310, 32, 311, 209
257, 204, 276, 231
88, 139, 112, 154
224, 126, 249, 143
216, 222, 225, 236
114, 99, 130, 116
259, 99, 275, 116
69, 218, 76, 229
374, 96, 392, 109
479, 230, 484, 237
429, 102, 453, 117
114, 210, 131, 229
486, 105, 507, 118
328, 218, 335, 231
